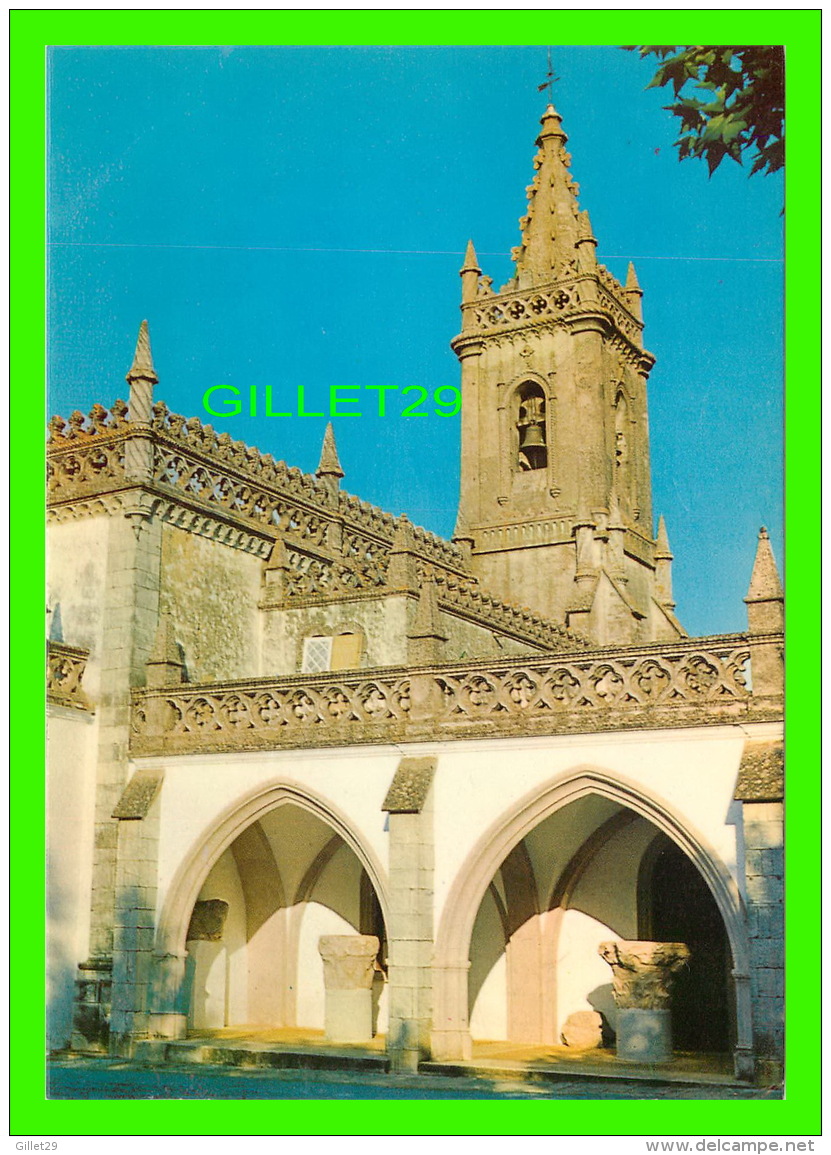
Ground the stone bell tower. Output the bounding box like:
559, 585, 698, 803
451, 103, 683, 646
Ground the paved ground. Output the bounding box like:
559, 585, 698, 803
48, 1059, 782, 1101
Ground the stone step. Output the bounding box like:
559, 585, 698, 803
420, 1058, 741, 1088
137, 1039, 389, 1075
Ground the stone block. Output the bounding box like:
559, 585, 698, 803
743, 820, 784, 848
751, 968, 784, 999
387, 964, 424, 989
388, 912, 429, 940
389, 843, 423, 872
561, 1010, 604, 1049
749, 939, 784, 968
388, 987, 416, 1019
754, 995, 785, 1029
388, 819, 422, 848
749, 904, 784, 939
387, 939, 430, 969
322, 989, 373, 1043
745, 873, 784, 904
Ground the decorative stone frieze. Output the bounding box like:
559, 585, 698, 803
129, 635, 767, 756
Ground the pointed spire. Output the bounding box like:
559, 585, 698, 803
126, 320, 157, 425
655, 515, 672, 559
745, 527, 784, 604
744, 528, 783, 691
126, 320, 158, 385
513, 103, 583, 287
654, 515, 675, 609
460, 239, 482, 305
460, 239, 481, 274
315, 422, 344, 480
624, 261, 644, 320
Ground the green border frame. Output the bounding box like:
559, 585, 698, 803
13, 8, 820, 1137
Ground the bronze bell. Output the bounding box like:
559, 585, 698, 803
519, 422, 545, 449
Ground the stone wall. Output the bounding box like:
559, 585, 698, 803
161, 524, 262, 682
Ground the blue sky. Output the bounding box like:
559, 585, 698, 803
47, 45, 784, 637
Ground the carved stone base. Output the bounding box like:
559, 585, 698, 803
318, 935, 379, 1044
617, 1008, 672, 1063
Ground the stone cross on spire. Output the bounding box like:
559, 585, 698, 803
536, 47, 560, 104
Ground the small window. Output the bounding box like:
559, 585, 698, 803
301, 632, 363, 673
301, 635, 333, 673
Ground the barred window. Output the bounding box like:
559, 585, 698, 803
301, 635, 332, 673
301, 632, 363, 673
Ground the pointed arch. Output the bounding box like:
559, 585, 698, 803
432, 766, 750, 1068
155, 779, 390, 963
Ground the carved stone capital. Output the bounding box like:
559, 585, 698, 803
599, 940, 690, 1009
318, 935, 379, 990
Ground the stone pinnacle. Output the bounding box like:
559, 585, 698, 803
315, 422, 345, 479
655, 515, 673, 559
745, 527, 783, 602
126, 320, 158, 384
460, 239, 481, 274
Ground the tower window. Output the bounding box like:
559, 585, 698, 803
516, 383, 547, 471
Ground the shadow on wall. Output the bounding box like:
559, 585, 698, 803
587, 984, 617, 1041
46, 844, 79, 1052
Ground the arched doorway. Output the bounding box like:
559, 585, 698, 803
433, 769, 750, 1070
152, 782, 389, 1039
639, 834, 731, 1052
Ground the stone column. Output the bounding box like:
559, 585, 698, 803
735, 739, 784, 1083
599, 940, 689, 1063
383, 757, 436, 1071
743, 801, 785, 1082
318, 935, 379, 1044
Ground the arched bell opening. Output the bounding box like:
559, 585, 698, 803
514, 381, 548, 471
182, 801, 388, 1036
465, 793, 736, 1058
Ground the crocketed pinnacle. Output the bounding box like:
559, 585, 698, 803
513, 103, 584, 286
126, 320, 158, 384
745, 527, 783, 603
315, 422, 344, 479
